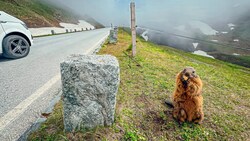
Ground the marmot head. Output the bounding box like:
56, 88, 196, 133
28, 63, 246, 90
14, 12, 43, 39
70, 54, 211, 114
181, 67, 198, 82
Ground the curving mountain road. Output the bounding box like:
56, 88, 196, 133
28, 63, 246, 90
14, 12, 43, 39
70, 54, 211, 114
0, 28, 110, 140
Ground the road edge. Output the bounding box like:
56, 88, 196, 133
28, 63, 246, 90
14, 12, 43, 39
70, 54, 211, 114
17, 29, 110, 141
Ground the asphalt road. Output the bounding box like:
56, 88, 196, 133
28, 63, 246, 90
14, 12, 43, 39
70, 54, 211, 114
0, 28, 110, 140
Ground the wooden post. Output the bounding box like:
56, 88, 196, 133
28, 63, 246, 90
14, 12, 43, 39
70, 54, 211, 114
130, 2, 136, 57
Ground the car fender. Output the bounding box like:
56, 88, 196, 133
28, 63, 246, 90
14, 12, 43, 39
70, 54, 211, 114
0, 23, 6, 53
1, 22, 33, 46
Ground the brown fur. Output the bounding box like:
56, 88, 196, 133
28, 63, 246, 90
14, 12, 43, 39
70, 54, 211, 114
172, 67, 204, 124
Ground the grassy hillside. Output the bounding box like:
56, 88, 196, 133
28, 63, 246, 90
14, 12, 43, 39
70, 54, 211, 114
0, 0, 104, 28
28, 29, 250, 140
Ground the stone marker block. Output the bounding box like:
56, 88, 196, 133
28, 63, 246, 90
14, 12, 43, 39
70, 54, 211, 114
51, 30, 55, 35
109, 29, 118, 44
60, 55, 120, 132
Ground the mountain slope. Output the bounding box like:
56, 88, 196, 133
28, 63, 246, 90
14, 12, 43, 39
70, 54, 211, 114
0, 0, 104, 28
233, 11, 250, 42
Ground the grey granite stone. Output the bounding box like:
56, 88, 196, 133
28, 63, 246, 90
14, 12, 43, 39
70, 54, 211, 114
109, 28, 118, 44
60, 55, 120, 132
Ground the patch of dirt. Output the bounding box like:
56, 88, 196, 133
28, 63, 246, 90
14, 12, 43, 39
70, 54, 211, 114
135, 94, 153, 106
143, 110, 174, 131
23, 16, 61, 28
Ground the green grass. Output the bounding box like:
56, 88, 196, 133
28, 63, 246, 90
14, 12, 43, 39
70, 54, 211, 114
28, 28, 250, 141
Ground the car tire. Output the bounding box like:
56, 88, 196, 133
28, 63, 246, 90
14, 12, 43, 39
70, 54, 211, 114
2, 35, 30, 59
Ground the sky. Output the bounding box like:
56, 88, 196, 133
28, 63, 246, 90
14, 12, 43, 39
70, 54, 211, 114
46, 0, 250, 28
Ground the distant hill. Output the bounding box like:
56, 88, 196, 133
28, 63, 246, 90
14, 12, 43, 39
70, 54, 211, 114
0, 0, 104, 28
136, 14, 250, 67
233, 12, 250, 42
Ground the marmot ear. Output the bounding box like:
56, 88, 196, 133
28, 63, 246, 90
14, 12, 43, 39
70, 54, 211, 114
182, 68, 187, 74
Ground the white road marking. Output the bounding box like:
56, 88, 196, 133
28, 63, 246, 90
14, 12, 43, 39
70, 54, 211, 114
0, 31, 109, 131
0, 74, 60, 131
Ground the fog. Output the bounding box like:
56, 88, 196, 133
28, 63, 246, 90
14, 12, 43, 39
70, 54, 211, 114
44, 0, 250, 29
43, 0, 250, 67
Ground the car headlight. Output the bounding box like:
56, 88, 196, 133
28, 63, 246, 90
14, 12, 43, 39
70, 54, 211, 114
21, 23, 29, 30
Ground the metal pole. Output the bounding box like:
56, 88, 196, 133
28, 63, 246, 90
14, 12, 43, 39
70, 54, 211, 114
130, 2, 136, 57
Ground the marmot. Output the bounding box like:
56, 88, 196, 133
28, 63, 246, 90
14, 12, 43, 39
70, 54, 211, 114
171, 67, 204, 124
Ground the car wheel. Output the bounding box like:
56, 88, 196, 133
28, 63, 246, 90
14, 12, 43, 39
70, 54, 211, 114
2, 35, 30, 59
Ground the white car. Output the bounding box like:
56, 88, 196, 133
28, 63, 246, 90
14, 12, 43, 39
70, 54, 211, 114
0, 11, 33, 59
